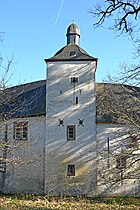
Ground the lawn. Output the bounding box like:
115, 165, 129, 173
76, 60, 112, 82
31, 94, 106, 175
0, 194, 140, 210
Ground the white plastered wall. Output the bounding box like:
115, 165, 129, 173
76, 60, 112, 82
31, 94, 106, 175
96, 123, 140, 197
0, 116, 45, 194
45, 60, 97, 196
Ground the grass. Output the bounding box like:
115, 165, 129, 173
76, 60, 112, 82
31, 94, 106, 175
0, 194, 140, 210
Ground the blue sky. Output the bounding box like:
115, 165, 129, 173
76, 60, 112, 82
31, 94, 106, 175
0, 0, 135, 86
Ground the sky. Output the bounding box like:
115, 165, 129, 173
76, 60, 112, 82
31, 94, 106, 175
0, 0, 136, 86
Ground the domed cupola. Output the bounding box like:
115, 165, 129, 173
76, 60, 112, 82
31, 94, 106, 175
66, 22, 80, 45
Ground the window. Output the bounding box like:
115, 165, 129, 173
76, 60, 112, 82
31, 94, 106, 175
0, 158, 6, 173
67, 125, 76, 140
116, 156, 126, 169
67, 164, 75, 176
129, 134, 139, 148
13, 121, 28, 140
70, 51, 76, 56
76, 97, 79, 105
71, 77, 78, 83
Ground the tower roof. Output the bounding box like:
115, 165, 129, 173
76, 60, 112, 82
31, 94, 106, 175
45, 44, 97, 62
45, 23, 97, 61
66, 22, 80, 37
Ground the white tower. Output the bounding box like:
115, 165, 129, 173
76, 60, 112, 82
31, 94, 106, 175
44, 22, 98, 196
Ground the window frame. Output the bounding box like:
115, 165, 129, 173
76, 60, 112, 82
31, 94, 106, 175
116, 155, 126, 169
67, 125, 76, 141
70, 51, 76, 57
13, 121, 28, 140
0, 158, 6, 173
76, 96, 79, 105
67, 164, 75, 176
71, 77, 78, 83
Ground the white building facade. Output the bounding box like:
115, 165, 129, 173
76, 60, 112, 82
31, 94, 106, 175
0, 23, 139, 196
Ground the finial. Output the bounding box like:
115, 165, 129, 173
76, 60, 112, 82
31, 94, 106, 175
73, 20, 75, 23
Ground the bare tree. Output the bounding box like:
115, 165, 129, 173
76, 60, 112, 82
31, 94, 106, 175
96, 83, 140, 196
90, 2, 140, 193
0, 68, 46, 193
90, 0, 140, 86
90, 0, 140, 126
96, 83, 140, 129
0, 42, 45, 195
90, 0, 140, 36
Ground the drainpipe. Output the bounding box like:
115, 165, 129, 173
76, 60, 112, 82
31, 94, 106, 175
43, 116, 46, 195
95, 135, 99, 196
107, 137, 110, 169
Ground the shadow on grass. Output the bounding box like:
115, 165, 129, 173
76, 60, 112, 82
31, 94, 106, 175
0, 193, 140, 209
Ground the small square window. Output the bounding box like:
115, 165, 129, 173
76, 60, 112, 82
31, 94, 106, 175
116, 156, 126, 169
71, 77, 78, 83
67, 164, 75, 176
13, 121, 28, 140
70, 51, 76, 56
67, 125, 76, 141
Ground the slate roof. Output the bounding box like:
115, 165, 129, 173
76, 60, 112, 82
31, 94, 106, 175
45, 44, 97, 62
0, 80, 46, 118
96, 83, 140, 123
0, 80, 139, 123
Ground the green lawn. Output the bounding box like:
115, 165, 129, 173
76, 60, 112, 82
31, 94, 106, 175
0, 194, 140, 210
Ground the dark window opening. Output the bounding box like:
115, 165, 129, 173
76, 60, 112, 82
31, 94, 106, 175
116, 156, 126, 169
67, 164, 75, 176
67, 125, 76, 140
0, 158, 6, 173
71, 77, 78, 83
13, 121, 28, 140
70, 51, 76, 56
76, 97, 79, 105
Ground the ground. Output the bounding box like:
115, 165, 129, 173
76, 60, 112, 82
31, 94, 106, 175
0, 195, 140, 209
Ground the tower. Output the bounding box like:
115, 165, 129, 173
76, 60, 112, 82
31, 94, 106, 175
66, 21, 80, 45
44, 22, 98, 196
